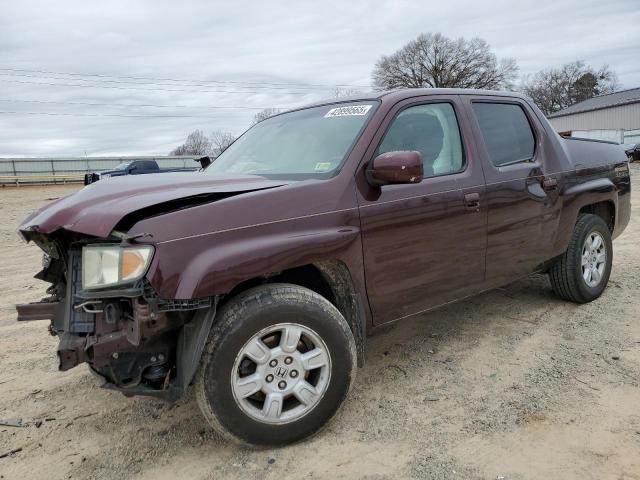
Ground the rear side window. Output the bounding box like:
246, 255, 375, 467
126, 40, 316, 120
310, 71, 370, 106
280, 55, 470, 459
377, 103, 464, 178
472, 102, 535, 166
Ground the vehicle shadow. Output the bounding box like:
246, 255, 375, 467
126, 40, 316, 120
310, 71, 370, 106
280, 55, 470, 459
66, 273, 574, 480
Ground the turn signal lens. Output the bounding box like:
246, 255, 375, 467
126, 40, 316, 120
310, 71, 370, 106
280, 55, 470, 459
121, 249, 147, 280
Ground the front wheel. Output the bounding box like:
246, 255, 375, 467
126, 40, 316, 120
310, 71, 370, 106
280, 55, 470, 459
549, 214, 613, 303
195, 284, 357, 446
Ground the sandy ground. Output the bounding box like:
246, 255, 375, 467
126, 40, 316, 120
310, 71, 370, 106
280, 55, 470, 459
0, 167, 638, 480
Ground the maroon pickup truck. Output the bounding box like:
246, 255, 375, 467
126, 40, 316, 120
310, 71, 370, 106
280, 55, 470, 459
16, 89, 631, 446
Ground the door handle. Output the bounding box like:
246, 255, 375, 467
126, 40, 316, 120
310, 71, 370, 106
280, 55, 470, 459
464, 192, 480, 211
542, 177, 558, 191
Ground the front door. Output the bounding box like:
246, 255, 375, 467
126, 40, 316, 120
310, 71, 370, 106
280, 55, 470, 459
357, 96, 487, 325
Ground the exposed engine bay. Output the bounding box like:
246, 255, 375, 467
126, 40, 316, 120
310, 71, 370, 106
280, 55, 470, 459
16, 230, 216, 401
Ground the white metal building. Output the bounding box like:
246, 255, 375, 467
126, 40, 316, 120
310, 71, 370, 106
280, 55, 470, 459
547, 87, 640, 144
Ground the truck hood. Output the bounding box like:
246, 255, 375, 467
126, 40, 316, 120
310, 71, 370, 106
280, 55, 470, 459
19, 172, 292, 239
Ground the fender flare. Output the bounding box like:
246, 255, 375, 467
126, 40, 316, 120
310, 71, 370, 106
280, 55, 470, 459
552, 178, 618, 256
315, 260, 367, 367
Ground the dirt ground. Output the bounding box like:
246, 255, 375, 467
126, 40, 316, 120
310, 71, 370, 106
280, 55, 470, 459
0, 167, 638, 480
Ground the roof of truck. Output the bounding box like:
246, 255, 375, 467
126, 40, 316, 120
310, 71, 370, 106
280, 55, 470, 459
297, 88, 529, 111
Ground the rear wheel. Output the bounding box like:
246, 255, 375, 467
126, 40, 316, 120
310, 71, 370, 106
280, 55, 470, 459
195, 283, 356, 446
549, 214, 612, 303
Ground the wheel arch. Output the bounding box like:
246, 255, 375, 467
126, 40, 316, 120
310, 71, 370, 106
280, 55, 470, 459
578, 200, 615, 232
219, 261, 367, 367
552, 180, 618, 257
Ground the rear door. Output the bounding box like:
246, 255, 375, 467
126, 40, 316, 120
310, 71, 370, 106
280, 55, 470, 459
357, 95, 487, 324
462, 96, 561, 286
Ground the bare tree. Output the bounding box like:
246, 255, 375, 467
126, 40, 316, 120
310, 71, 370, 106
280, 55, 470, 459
171, 129, 211, 156
171, 128, 235, 158
522, 61, 618, 115
372, 33, 518, 91
251, 108, 281, 125
210, 129, 236, 158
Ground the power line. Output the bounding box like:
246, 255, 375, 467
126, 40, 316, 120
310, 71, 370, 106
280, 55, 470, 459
0, 78, 320, 96
0, 72, 337, 93
0, 98, 275, 110
0, 110, 255, 119
0, 67, 371, 90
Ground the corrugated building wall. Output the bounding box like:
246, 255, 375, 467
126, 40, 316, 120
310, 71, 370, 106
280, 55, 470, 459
548, 103, 640, 133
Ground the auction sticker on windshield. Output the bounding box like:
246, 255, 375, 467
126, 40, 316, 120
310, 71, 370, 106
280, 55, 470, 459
324, 105, 372, 118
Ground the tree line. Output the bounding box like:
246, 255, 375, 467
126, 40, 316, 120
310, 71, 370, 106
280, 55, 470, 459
171, 32, 619, 155
371, 32, 617, 114
170, 89, 357, 156
170, 107, 279, 157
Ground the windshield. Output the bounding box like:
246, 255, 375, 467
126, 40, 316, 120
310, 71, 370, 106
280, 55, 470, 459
114, 162, 131, 171
206, 102, 377, 179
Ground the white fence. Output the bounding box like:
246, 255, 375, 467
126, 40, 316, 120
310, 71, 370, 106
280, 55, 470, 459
0, 156, 199, 185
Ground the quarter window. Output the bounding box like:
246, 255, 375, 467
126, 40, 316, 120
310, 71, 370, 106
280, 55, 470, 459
377, 103, 464, 178
472, 102, 535, 166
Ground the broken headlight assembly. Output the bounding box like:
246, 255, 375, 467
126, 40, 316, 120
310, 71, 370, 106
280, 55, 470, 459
82, 245, 154, 290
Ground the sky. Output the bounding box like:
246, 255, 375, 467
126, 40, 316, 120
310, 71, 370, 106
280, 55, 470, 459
1, 0, 639, 157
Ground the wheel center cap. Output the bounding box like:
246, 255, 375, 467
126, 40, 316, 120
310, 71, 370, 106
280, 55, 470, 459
274, 366, 288, 378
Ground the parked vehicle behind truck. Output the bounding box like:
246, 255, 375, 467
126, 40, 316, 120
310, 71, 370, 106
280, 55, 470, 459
17, 88, 631, 446
624, 143, 640, 162
84, 159, 196, 185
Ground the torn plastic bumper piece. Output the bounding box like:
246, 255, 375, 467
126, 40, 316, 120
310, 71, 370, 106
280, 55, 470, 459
16, 301, 60, 321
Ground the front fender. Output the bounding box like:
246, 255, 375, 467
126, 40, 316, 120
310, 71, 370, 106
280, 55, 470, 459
146, 210, 364, 301
181, 227, 359, 298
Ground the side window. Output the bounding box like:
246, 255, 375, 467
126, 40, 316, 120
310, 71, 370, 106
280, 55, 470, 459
472, 102, 535, 166
377, 103, 464, 178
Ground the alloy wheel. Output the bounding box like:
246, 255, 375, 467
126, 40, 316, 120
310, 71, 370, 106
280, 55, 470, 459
581, 231, 607, 287
231, 323, 331, 424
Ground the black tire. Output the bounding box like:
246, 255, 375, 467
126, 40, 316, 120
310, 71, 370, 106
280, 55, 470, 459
549, 214, 613, 303
195, 283, 357, 446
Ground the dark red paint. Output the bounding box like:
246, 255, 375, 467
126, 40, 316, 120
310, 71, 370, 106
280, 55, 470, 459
18, 88, 632, 334
367, 150, 424, 186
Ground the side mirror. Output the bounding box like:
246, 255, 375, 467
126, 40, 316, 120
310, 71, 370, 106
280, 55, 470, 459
128, 166, 138, 173
196, 156, 212, 169
366, 151, 423, 187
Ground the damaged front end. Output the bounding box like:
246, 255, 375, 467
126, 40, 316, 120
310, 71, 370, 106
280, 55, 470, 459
16, 231, 216, 402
